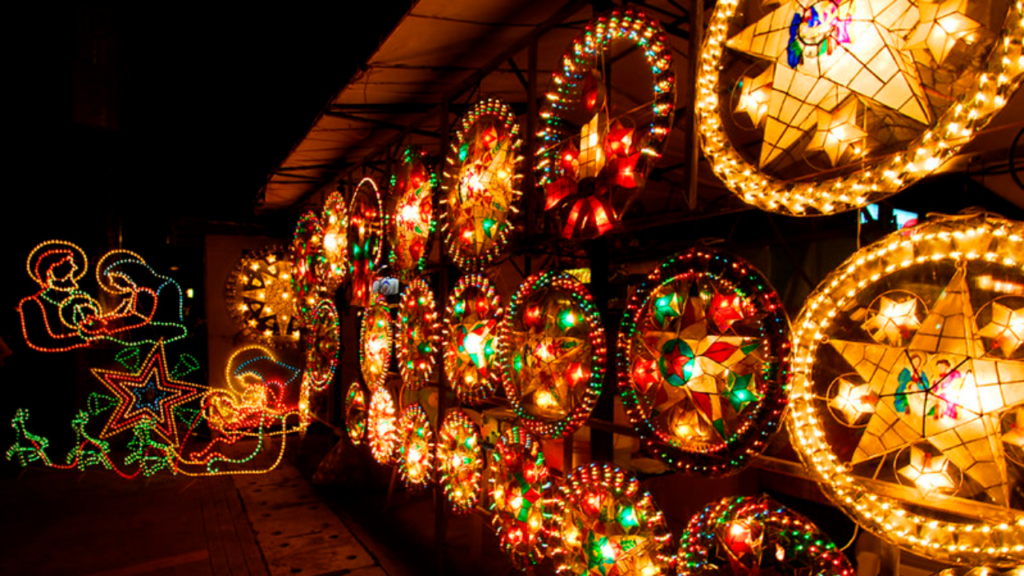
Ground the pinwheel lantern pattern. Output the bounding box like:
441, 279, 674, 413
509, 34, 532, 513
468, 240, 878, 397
618, 248, 790, 476
677, 495, 855, 575
367, 387, 399, 465
320, 190, 349, 293
696, 0, 1024, 215
442, 97, 523, 271
537, 7, 676, 239
489, 427, 552, 569
387, 148, 436, 277
789, 213, 1024, 566
551, 462, 674, 576
225, 246, 302, 347
304, 299, 339, 393
347, 178, 384, 306
500, 271, 606, 438
291, 210, 325, 324
397, 403, 434, 490
397, 278, 440, 391
360, 296, 393, 391
345, 382, 368, 446
444, 274, 503, 405
437, 409, 484, 514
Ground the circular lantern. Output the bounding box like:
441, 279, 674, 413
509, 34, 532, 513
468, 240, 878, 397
444, 274, 503, 405
678, 495, 855, 575
367, 386, 398, 464
320, 190, 349, 293
291, 210, 324, 324
304, 299, 340, 392
359, 296, 392, 391
437, 409, 484, 514
537, 7, 676, 239
695, 0, 1024, 216
552, 462, 674, 576
789, 213, 1024, 566
499, 271, 606, 438
489, 426, 552, 569
386, 148, 435, 277
441, 97, 523, 271
397, 403, 434, 490
225, 245, 302, 347
397, 278, 440, 391
618, 248, 790, 476
345, 382, 367, 446
347, 177, 384, 306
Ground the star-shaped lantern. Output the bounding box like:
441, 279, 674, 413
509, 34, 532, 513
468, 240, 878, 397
489, 427, 551, 569
978, 301, 1024, 358
397, 278, 440, 391
346, 178, 383, 307
226, 246, 302, 347
93, 343, 204, 444
444, 274, 503, 405
387, 148, 435, 277
619, 248, 790, 476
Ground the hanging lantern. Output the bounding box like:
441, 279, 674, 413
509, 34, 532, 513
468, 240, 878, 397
488, 426, 552, 569
696, 0, 1024, 215
367, 386, 399, 465
386, 148, 436, 277
320, 190, 350, 293
536, 7, 676, 239
225, 246, 302, 347
359, 295, 392, 392
437, 409, 484, 514
788, 213, 1024, 566
304, 298, 339, 393
617, 248, 790, 476
347, 178, 384, 306
290, 210, 325, 325
397, 403, 434, 490
499, 271, 606, 438
397, 278, 440, 391
444, 274, 503, 405
441, 97, 523, 271
345, 382, 367, 446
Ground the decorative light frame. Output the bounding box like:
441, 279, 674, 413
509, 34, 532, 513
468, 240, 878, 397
441, 96, 524, 271
437, 408, 485, 514
444, 273, 503, 405
788, 213, 1024, 566
397, 277, 440, 391
617, 247, 791, 476
695, 0, 1024, 215
499, 271, 607, 438
551, 462, 674, 576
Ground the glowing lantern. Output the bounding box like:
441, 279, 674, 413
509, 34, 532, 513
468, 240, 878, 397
444, 274, 503, 405
437, 409, 484, 514
345, 382, 367, 446
489, 427, 551, 569
347, 178, 383, 306
386, 147, 435, 277
397, 278, 440, 391
397, 403, 434, 490
359, 295, 392, 391
226, 246, 302, 348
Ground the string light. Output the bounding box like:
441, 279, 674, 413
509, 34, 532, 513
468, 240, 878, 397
17, 241, 187, 352
444, 274, 503, 405
397, 278, 440, 391
345, 382, 368, 446
617, 248, 791, 476
695, 0, 1024, 215
441, 96, 523, 271
360, 295, 393, 392
677, 495, 855, 575
488, 426, 552, 569
397, 403, 434, 490
551, 462, 674, 576
348, 177, 384, 306
537, 7, 676, 239
499, 271, 606, 438
788, 213, 1024, 566
320, 190, 350, 293
225, 245, 302, 347
386, 147, 436, 277
437, 409, 484, 514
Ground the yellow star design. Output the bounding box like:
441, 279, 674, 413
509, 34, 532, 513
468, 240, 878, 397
804, 97, 867, 165
734, 67, 773, 127
240, 258, 296, 337
727, 0, 932, 167
860, 294, 923, 346
830, 268, 1024, 505
905, 0, 981, 65
897, 446, 957, 494
830, 377, 875, 424
978, 301, 1024, 358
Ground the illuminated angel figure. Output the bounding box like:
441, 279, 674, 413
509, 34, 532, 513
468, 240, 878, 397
536, 7, 676, 239
442, 97, 523, 270
18, 241, 187, 352
501, 272, 606, 438
552, 463, 674, 576
619, 249, 789, 475
387, 148, 435, 276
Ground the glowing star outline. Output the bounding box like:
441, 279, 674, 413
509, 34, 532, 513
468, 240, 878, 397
92, 343, 205, 443
727, 0, 933, 168
897, 445, 957, 494
804, 97, 867, 165
829, 268, 1024, 505
861, 294, 924, 346
734, 67, 774, 127
905, 0, 981, 65
829, 377, 876, 424
978, 301, 1024, 358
